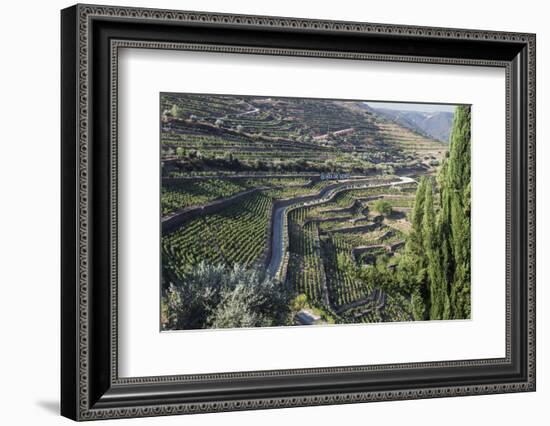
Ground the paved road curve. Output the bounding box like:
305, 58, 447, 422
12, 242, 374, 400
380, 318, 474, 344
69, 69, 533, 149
266, 176, 416, 279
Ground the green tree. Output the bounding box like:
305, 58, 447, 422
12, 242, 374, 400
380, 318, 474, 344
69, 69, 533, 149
410, 106, 471, 320
373, 199, 393, 217
444, 105, 471, 319
358, 106, 471, 322
423, 178, 450, 320
397, 177, 429, 319
170, 104, 184, 119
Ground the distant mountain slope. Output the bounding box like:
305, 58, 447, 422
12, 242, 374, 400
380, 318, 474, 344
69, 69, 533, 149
367, 107, 454, 143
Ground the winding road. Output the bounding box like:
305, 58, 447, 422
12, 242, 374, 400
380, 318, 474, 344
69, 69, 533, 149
266, 176, 416, 278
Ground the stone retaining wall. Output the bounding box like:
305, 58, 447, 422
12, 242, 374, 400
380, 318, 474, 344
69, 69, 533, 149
328, 222, 380, 235
162, 173, 321, 185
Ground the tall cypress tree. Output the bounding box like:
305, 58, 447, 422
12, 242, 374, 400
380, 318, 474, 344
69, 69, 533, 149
436, 195, 453, 320
421, 179, 437, 318
441, 105, 471, 319
397, 105, 471, 321
407, 177, 428, 273
437, 155, 453, 285
422, 178, 450, 320
362, 106, 471, 322
399, 177, 429, 320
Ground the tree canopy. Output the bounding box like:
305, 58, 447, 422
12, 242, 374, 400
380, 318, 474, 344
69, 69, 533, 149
362, 106, 471, 321
373, 199, 393, 217
396, 105, 471, 320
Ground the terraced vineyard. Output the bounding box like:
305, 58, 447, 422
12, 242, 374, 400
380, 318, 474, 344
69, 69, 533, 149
161, 93, 445, 177
283, 183, 415, 320
162, 178, 248, 215
286, 213, 326, 304
159, 93, 464, 331
162, 191, 272, 278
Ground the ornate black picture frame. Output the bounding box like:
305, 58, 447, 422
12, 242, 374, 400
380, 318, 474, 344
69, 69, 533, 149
61, 4, 536, 421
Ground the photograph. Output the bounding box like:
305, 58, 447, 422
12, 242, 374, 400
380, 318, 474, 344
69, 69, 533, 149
160, 94, 471, 331
56, 3, 536, 420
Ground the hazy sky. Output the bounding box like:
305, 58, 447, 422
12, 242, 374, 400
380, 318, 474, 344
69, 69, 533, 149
364, 101, 458, 114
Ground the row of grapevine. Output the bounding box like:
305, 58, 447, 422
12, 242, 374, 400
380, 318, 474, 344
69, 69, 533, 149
331, 226, 405, 247
161, 175, 330, 217
205, 192, 272, 267
284, 183, 394, 310
161, 93, 247, 118
286, 208, 325, 303
162, 217, 224, 275
161, 178, 247, 215
262, 180, 333, 200
162, 192, 272, 279
321, 234, 370, 308
342, 290, 413, 324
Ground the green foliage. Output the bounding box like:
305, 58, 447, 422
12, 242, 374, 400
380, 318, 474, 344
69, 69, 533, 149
395, 176, 429, 318
423, 178, 450, 320
323, 234, 369, 308
290, 294, 308, 312
373, 199, 393, 216
410, 287, 426, 321
162, 262, 291, 330
160, 94, 470, 327
284, 183, 415, 322
162, 191, 272, 274
170, 104, 184, 119
445, 106, 471, 319
285, 213, 326, 304
161, 179, 247, 215
396, 105, 471, 320
160, 93, 442, 175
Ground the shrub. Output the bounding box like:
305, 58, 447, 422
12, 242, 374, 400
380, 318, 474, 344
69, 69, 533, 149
373, 199, 393, 217
170, 104, 184, 119
162, 262, 291, 330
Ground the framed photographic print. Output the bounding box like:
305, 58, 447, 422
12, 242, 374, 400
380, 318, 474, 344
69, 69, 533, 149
61, 4, 536, 421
